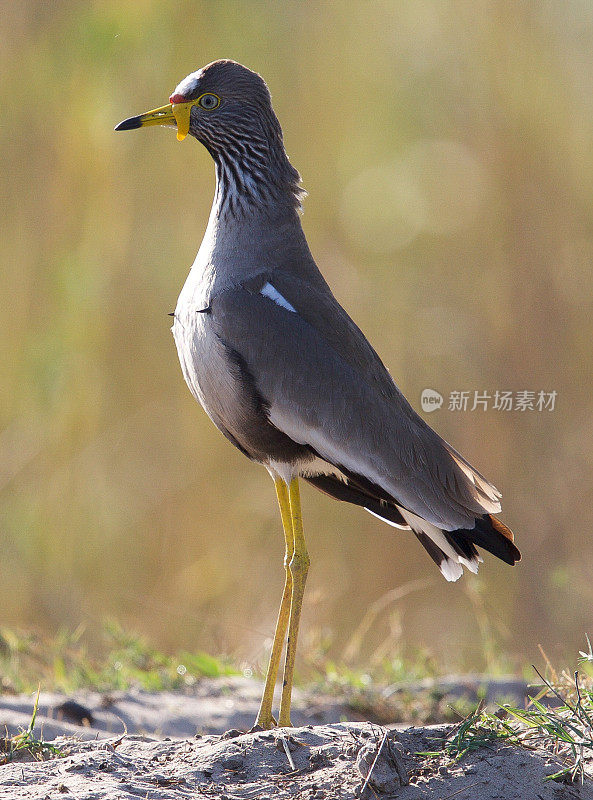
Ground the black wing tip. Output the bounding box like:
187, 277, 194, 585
114, 115, 142, 132
455, 514, 521, 566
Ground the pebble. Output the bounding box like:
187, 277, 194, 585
221, 756, 244, 771
221, 729, 243, 739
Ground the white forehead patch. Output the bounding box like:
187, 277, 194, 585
174, 70, 202, 98
260, 282, 297, 313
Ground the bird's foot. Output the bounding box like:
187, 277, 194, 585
251, 713, 277, 732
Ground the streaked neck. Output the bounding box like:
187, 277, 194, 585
206, 129, 303, 222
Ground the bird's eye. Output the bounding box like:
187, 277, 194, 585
197, 93, 220, 110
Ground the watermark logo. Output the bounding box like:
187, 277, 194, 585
421, 388, 444, 412
420, 389, 557, 412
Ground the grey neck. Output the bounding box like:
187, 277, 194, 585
212, 160, 296, 221
192, 125, 328, 296
203, 186, 314, 274
193, 172, 326, 299
212, 156, 302, 222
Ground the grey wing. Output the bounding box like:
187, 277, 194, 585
211, 278, 501, 531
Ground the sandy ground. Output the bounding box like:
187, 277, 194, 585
0, 675, 529, 740
0, 678, 346, 741
1, 677, 591, 799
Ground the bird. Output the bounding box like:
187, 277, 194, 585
115, 59, 520, 730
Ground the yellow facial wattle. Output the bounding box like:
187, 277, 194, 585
172, 102, 192, 141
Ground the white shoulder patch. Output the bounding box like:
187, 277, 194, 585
260, 282, 297, 313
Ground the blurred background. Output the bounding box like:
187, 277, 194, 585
1, 0, 592, 677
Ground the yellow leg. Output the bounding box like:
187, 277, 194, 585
278, 477, 310, 727
254, 478, 295, 729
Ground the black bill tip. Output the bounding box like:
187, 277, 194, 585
114, 115, 142, 132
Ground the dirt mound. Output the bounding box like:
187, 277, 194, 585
1, 721, 592, 799
0, 723, 593, 800
2, 679, 592, 798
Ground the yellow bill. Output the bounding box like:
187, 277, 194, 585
115, 101, 196, 141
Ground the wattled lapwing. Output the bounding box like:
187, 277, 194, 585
116, 60, 520, 729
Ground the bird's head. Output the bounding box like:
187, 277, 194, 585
115, 60, 279, 148
116, 60, 303, 212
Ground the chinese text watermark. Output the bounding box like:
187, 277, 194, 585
421, 389, 557, 413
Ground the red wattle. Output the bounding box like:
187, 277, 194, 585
169, 93, 186, 104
